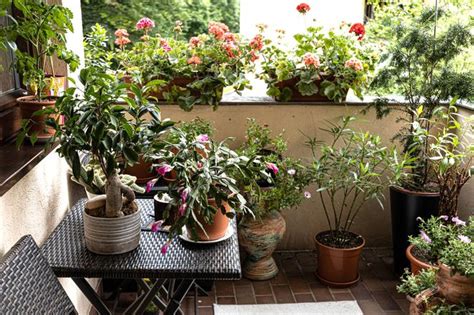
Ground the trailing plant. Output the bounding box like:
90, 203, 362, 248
409, 216, 473, 277
368, 7, 474, 192
257, 15, 378, 102
238, 119, 312, 218
148, 129, 265, 251
397, 268, 436, 298
20, 66, 172, 217
0, 0, 79, 100
306, 117, 399, 247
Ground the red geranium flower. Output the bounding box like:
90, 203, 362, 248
349, 23, 365, 40
296, 3, 311, 14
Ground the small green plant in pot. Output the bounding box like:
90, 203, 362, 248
28, 66, 171, 255
307, 117, 397, 287
0, 0, 79, 140
148, 128, 263, 253
367, 6, 474, 273
397, 268, 437, 314
237, 119, 312, 280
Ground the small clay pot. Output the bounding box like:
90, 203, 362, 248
189, 199, 230, 241
406, 245, 434, 275
238, 211, 286, 280
436, 263, 474, 306
314, 231, 365, 287
17, 95, 58, 139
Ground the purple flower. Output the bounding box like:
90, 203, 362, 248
266, 162, 279, 175
151, 220, 163, 232
452, 216, 466, 226
304, 191, 311, 199
180, 188, 190, 202
439, 215, 449, 221
196, 134, 209, 143
458, 235, 471, 243
178, 203, 187, 216
157, 164, 173, 176
420, 230, 432, 243
146, 179, 157, 193
287, 169, 296, 176
161, 242, 170, 255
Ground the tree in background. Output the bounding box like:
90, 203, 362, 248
81, 0, 240, 40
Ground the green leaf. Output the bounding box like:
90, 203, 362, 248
122, 146, 138, 164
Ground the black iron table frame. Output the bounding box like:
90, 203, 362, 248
41, 199, 241, 315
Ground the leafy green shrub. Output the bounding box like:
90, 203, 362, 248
397, 268, 436, 298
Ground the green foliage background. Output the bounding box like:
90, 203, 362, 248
81, 0, 240, 39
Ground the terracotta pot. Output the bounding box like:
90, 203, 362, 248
409, 288, 440, 315
273, 76, 344, 102
17, 95, 57, 139
314, 231, 365, 287
436, 263, 474, 306
238, 211, 286, 280
406, 245, 434, 275
189, 199, 230, 241
124, 156, 155, 184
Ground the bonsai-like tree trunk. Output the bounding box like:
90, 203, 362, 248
105, 171, 136, 217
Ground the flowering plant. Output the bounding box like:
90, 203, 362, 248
238, 119, 312, 218
115, 19, 256, 111
148, 129, 265, 251
409, 216, 473, 277
257, 21, 377, 102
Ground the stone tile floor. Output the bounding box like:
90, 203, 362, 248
107, 249, 408, 315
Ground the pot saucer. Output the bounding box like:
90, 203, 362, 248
179, 225, 234, 244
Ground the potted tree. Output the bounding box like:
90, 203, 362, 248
237, 119, 312, 280
148, 128, 263, 253
26, 66, 171, 255
307, 117, 397, 287
0, 0, 79, 140
369, 7, 474, 273
257, 15, 377, 102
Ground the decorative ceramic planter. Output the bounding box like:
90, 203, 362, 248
238, 211, 286, 280
406, 245, 434, 275
436, 263, 474, 306
314, 231, 365, 287
17, 95, 57, 140
188, 199, 230, 241
390, 186, 439, 274
83, 203, 141, 255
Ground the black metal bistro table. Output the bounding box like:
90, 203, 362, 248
41, 198, 241, 315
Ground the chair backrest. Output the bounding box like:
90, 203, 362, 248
0, 235, 76, 315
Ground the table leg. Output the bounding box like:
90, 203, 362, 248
164, 279, 195, 315
123, 278, 167, 315
72, 278, 112, 315
136, 279, 168, 311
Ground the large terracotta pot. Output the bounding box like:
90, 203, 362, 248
436, 263, 474, 306
17, 95, 57, 139
406, 245, 434, 275
273, 76, 342, 102
238, 211, 286, 280
189, 199, 230, 241
124, 156, 155, 185
315, 231, 365, 287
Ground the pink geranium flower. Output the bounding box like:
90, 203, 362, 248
136, 17, 155, 30
249, 34, 263, 51
157, 164, 173, 176
224, 32, 236, 43
296, 3, 311, 14
114, 29, 129, 37
160, 39, 171, 52
196, 134, 209, 143
303, 53, 320, 68
345, 59, 363, 71
189, 36, 201, 47
266, 162, 279, 175
187, 55, 202, 65
250, 50, 259, 62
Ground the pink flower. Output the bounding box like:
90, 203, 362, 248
161, 242, 170, 254
303, 53, 320, 68
250, 50, 259, 62
209, 25, 225, 40
223, 42, 239, 58
304, 191, 312, 199
296, 3, 311, 14
114, 29, 129, 37
178, 203, 187, 216
266, 162, 279, 175
114, 36, 131, 47
349, 23, 365, 40
187, 55, 202, 65
197, 161, 203, 169
287, 169, 296, 176
157, 164, 173, 176
420, 230, 432, 243
196, 134, 209, 143
452, 216, 466, 226
249, 34, 263, 51
224, 32, 236, 43
151, 220, 163, 232
458, 235, 471, 243
136, 17, 155, 30
159, 39, 171, 52
145, 179, 157, 193
189, 36, 201, 47
345, 59, 363, 71
180, 188, 190, 202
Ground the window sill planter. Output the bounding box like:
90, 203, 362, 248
273, 76, 341, 102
